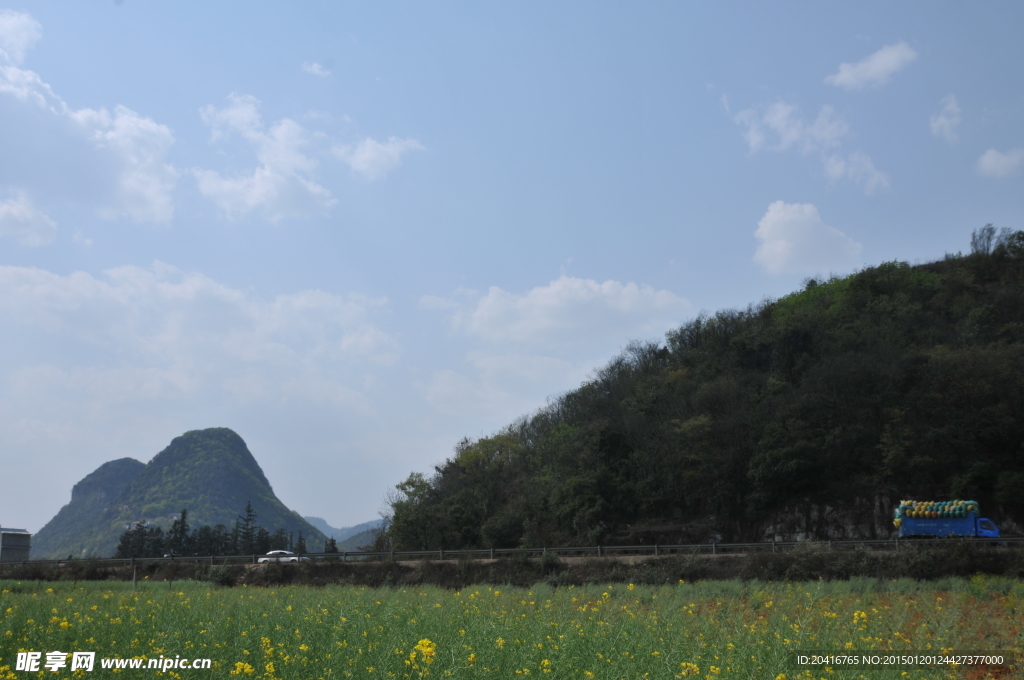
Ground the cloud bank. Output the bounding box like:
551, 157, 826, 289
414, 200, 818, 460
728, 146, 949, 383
0, 10, 178, 226
427, 276, 691, 347
0, 261, 399, 405
418, 276, 691, 417
0, 8, 41, 64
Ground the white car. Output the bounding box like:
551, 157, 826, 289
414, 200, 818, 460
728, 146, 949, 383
257, 550, 310, 563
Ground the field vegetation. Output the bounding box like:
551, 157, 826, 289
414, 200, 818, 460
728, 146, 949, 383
2, 577, 1020, 679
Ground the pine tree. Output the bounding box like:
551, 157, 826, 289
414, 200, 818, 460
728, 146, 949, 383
295, 530, 307, 554
237, 500, 258, 554
168, 508, 190, 555
114, 524, 145, 558
270, 528, 289, 551
255, 526, 271, 554
145, 526, 165, 557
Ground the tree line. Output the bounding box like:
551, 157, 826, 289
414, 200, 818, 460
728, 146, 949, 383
379, 227, 1024, 550
113, 502, 339, 558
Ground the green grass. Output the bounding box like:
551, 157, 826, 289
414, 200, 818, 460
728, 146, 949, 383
2, 577, 1021, 679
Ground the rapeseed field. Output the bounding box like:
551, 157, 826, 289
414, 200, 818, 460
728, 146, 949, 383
1, 577, 1020, 679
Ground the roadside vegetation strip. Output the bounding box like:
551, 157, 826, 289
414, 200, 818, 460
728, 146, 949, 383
7, 542, 1024, 588
10, 538, 1024, 569
1, 578, 1021, 679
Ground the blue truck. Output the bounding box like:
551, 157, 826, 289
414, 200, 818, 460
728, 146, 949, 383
893, 500, 1000, 539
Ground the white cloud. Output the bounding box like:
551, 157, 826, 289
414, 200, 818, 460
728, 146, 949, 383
734, 102, 848, 154
976, 148, 1024, 178
0, 12, 178, 224
823, 151, 890, 195
0, 57, 61, 109
0, 262, 399, 394
733, 101, 886, 194
426, 276, 691, 347
0, 189, 55, 246
302, 62, 331, 77
334, 137, 424, 180
72, 105, 179, 222
0, 9, 41, 64
929, 94, 961, 144
825, 42, 918, 91
417, 277, 691, 423
754, 201, 863, 276
193, 93, 336, 221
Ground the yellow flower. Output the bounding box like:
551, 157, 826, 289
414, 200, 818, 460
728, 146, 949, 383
678, 662, 700, 677
228, 662, 255, 675
414, 638, 437, 664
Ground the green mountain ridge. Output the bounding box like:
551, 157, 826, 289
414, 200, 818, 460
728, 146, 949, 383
32, 428, 326, 559
382, 231, 1024, 550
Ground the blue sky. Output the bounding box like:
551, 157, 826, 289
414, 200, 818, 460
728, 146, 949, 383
1, 1, 1022, 534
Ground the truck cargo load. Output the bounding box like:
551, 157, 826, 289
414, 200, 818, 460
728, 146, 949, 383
893, 500, 1000, 539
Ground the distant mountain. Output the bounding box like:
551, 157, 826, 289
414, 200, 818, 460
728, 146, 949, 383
32, 428, 326, 559
30, 458, 147, 560
337, 528, 377, 552
303, 517, 383, 543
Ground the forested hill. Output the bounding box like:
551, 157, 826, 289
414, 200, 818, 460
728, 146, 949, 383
32, 428, 325, 558
383, 229, 1024, 550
